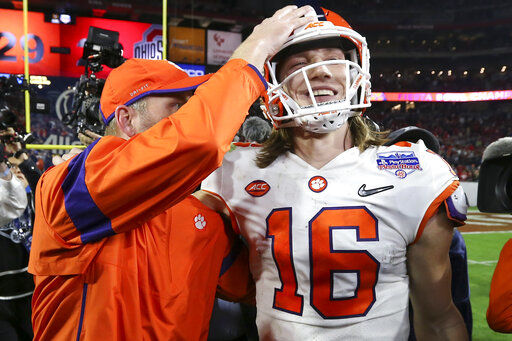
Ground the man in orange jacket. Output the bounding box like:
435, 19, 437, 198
28, 5, 316, 340
487, 239, 512, 333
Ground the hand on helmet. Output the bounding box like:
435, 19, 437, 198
231, 5, 316, 72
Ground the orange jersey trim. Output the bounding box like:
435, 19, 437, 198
233, 142, 262, 148
393, 141, 412, 147
412, 180, 459, 244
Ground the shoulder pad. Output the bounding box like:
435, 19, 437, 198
445, 185, 468, 225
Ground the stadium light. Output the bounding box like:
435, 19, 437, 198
502, 66, 507, 72
480, 67, 485, 74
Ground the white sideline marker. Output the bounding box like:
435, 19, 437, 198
467, 260, 497, 265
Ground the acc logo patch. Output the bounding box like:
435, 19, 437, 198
245, 180, 270, 197
309, 176, 327, 193
377, 151, 422, 179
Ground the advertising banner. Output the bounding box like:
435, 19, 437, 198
176, 63, 206, 77
168, 26, 205, 64
207, 30, 241, 65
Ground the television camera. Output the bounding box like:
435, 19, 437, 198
478, 137, 512, 213
62, 26, 125, 136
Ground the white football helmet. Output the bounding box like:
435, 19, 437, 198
263, 8, 371, 133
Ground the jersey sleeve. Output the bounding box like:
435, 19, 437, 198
487, 239, 512, 333
409, 144, 466, 244
35, 60, 266, 246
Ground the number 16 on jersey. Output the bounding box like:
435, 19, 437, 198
266, 206, 380, 319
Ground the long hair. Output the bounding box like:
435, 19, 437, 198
255, 116, 388, 168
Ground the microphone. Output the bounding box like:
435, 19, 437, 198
482, 137, 512, 161
242, 117, 272, 144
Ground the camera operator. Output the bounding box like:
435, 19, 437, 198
3, 127, 41, 196
0, 129, 33, 341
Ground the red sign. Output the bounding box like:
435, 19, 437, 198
0, 9, 159, 78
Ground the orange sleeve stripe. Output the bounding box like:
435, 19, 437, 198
393, 141, 412, 147
202, 189, 240, 235
412, 180, 459, 245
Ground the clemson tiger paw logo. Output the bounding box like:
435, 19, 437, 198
194, 214, 206, 230
309, 176, 327, 193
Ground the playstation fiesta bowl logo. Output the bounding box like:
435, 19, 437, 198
376, 151, 422, 179
134, 25, 163, 60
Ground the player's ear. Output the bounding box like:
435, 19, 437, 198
115, 105, 137, 138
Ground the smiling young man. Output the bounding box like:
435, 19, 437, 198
28, 5, 316, 340
199, 7, 469, 340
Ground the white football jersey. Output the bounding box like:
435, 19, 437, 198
202, 141, 465, 341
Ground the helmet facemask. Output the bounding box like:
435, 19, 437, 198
263, 20, 371, 133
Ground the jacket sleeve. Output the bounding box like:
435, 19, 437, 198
487, 239, 512, 333
37, 59, 267, 245
216, 237, 255, 304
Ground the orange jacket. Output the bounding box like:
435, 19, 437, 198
28, 59, 264, 340
487, 238, 512, 333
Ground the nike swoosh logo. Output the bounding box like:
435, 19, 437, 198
358, 184, 394, 197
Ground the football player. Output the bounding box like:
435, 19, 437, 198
199, 7, 469, 340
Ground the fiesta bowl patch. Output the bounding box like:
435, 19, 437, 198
376, 151, 422, 179
245, 180, 270, 197
309, 176, 327, 193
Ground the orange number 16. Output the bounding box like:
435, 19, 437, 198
266, 206, 380, 319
